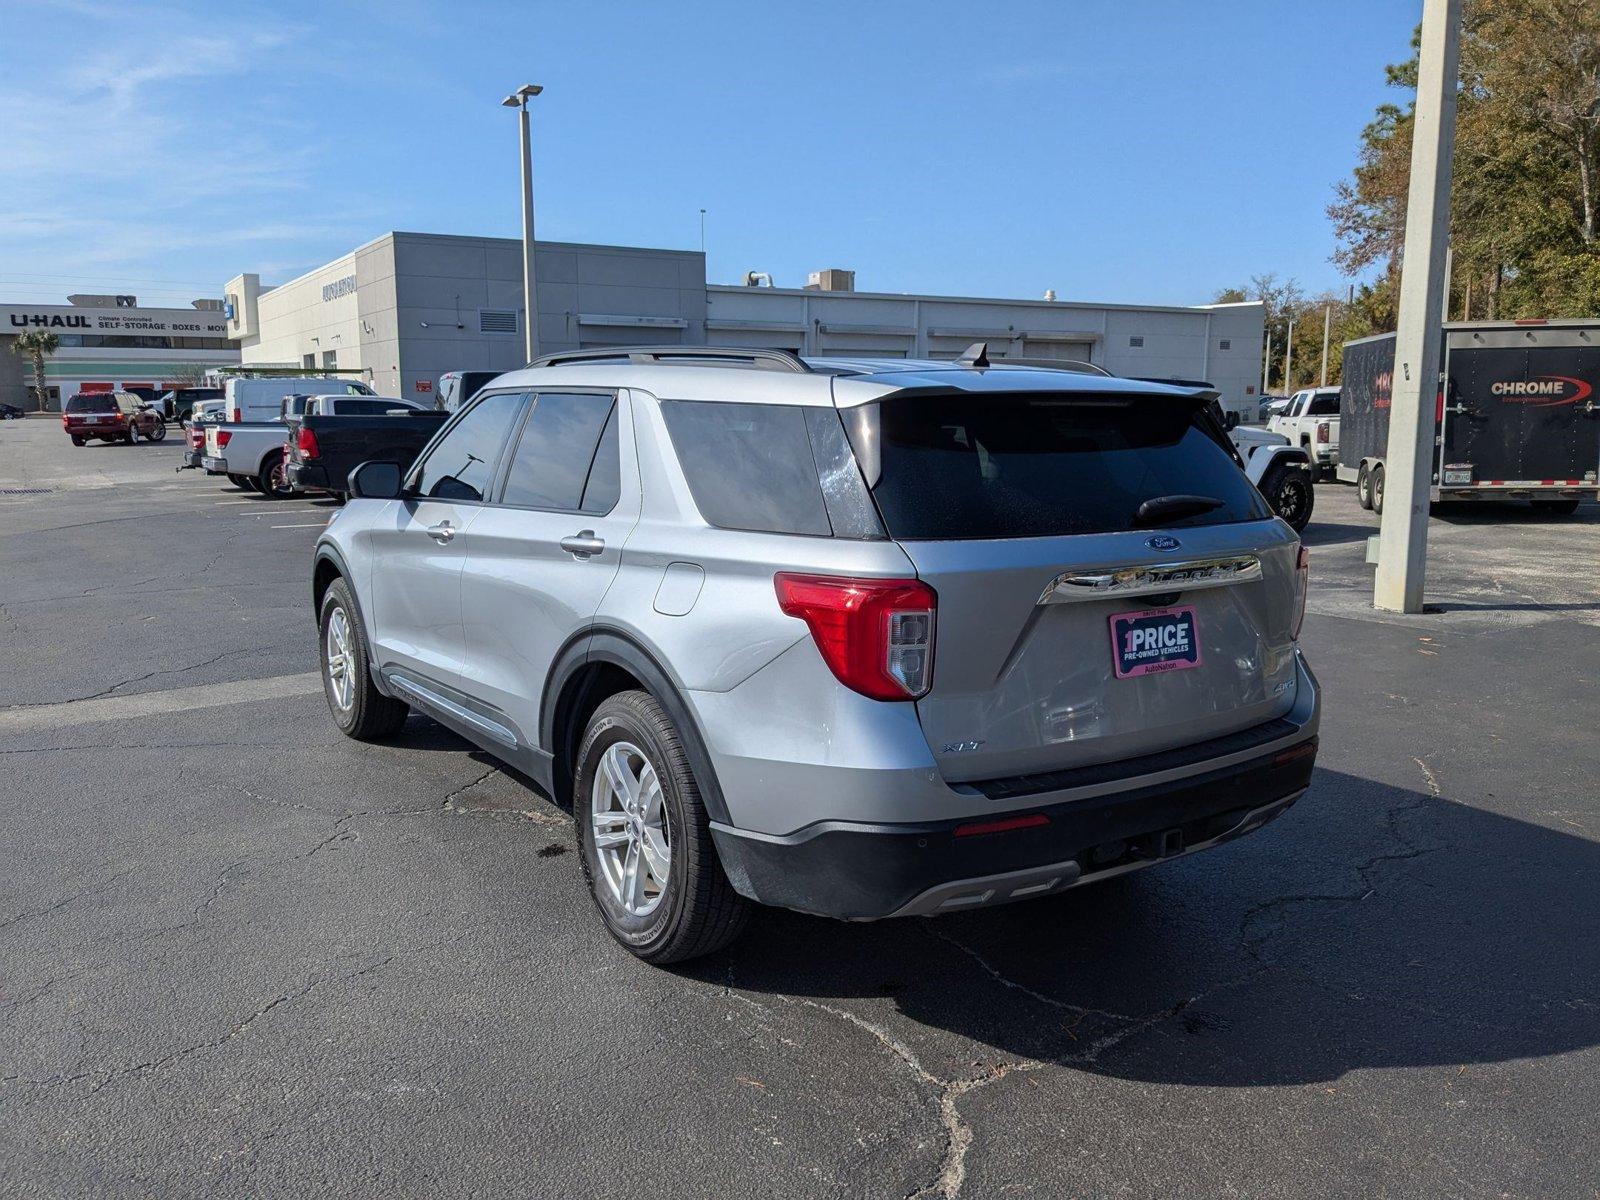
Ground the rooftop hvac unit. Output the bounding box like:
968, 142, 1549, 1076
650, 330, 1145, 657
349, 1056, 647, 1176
804, 269, 855, 292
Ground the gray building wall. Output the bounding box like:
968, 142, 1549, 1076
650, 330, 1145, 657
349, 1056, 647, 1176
376, 233, 706, 403
233, 232, 1261, 413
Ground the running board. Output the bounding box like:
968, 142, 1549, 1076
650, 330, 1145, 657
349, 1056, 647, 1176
384, 673, 519, 749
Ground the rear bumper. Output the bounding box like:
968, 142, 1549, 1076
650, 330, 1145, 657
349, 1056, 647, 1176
287, 461, 336, 492
181, 449, 203, 468
712, 737, 1316, 920
201, 455, 228, 474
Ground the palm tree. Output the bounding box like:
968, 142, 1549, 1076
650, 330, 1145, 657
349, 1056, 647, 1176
11, 330, 60, 412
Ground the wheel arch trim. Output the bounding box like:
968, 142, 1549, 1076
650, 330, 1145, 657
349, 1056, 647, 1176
541, 627, 730, 824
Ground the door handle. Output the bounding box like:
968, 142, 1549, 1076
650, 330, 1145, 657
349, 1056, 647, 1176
560, 530, 605, 559
427, 520, 455, 544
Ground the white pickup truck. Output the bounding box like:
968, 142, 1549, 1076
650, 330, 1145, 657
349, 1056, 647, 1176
1268, 386, 1341, 478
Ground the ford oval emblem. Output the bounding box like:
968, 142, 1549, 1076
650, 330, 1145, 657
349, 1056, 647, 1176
1146, 534, 1182, 552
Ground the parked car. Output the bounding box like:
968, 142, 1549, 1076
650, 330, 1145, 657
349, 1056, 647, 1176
311, 345, 1319, 965
179, 400, 227, 470
437, 370, 501, 412
285, 405, 448, 498
1229, 419, 1315, 532
0, 403, 24, 420
61, 391, 166, 446
1257, 395, 1289, 422
1268, 387, 1341, 477
159, 387, 224, 424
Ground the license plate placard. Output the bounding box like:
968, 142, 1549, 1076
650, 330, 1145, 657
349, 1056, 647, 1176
1109, 605, 1201, 679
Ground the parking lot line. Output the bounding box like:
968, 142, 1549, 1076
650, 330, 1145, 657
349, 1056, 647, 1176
0, 672, 321, 733
271, 523, 326, 529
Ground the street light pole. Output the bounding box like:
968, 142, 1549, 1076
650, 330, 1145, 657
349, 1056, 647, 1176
1374, 0, 1461, 613
1320, 303, 1332, 386
502, 84, 543, 362
1283, 316, 1294, 394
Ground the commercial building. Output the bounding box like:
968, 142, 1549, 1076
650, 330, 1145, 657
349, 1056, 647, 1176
0, 296, 239, 410
227, 232, 1265, 414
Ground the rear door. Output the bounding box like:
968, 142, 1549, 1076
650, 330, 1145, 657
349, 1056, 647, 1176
1444, 340, 1600, 486
848, 391, 1303, 784
367, 391, 526, 695
457, 390, 635, 746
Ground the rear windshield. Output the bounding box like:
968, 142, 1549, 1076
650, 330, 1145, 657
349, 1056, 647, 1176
847, 393, 1269, 539
65, 394, 116, 414
1308, 395, 1341, 415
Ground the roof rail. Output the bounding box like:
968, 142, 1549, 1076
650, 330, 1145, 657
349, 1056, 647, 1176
991, 357, 1113, 377
529, 345, 812, 374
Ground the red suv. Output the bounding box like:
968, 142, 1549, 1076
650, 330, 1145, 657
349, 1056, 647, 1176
62, 391, 166, 446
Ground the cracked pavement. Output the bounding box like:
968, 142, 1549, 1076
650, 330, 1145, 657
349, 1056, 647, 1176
2, 418, 1599, 1197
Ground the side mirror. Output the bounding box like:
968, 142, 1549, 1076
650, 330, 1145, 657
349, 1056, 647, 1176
1223, 412, 1240, 431
348, 460, 403, 500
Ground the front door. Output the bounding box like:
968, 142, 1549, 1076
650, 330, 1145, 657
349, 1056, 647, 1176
458, 390, 636, 747
367, 390, 527, 693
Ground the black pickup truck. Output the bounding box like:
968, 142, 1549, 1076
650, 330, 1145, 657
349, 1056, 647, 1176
285, 409, 448, 498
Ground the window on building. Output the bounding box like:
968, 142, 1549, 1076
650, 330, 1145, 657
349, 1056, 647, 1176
1219, 339, 1232, 351
302, 353, 316, 369
1129, 336, 1145, 348
322, 351, 337, 369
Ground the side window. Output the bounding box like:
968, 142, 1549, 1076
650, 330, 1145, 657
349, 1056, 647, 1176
412, 391, 524, 502
660, 400, 831, 535
500, 392, 618, 512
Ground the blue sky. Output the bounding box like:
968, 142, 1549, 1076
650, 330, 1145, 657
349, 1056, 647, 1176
1, 0, 1421, 308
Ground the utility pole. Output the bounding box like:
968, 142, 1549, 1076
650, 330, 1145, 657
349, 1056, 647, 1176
1374, 0, 1461, 613
1262, 327, 1271, 396
1283, 316, 1295, 394
501, 84, 543, 362
1320, 303, 1332, 386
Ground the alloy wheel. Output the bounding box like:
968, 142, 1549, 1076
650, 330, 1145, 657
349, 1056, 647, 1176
590, 740, 671, 916
325, 607, 355, 711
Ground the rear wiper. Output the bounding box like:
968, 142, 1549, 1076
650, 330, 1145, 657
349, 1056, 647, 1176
1134, 494, 1225, 527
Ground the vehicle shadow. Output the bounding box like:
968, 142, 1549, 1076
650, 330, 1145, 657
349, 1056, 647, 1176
694, 768, 1600, 1086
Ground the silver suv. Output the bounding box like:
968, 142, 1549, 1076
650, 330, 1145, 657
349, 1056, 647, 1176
312, 346, 1319, 963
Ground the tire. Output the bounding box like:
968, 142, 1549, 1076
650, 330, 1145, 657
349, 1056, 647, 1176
258, 450, 295, 499
70, 435, 84, 447
146, 420, 166, 443
226, 474, 252, 490
1532, 497, 1581, 515
574, 690, 750, 964
318, 578, 408, 740
1371, 464, 1386, 516
123, 427, 137, 445
1356, 463, 1373, 510
1263, 466, 1314, 533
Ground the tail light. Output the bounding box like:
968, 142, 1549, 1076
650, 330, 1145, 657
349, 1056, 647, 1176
215, 429, 232, 449
1316, 421, 1330, 444
774, 573, 936, 700
1291, 544, 1309, 640
296, 427, 320, 458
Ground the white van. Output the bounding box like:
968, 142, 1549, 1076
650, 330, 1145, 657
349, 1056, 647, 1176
223, 377, 375, 423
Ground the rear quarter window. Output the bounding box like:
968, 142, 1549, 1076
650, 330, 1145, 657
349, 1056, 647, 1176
660, 401, 832, 536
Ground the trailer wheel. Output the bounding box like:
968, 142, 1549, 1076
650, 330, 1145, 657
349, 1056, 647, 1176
1356, 463, 1373, 510
1370, 465, 1386, 516
1532, 497, 1581, 516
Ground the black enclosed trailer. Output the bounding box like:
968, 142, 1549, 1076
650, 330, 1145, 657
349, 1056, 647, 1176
1338, 320, 1600, 514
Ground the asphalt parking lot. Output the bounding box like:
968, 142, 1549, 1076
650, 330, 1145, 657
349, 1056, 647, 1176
2, 416, 1598, 1199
